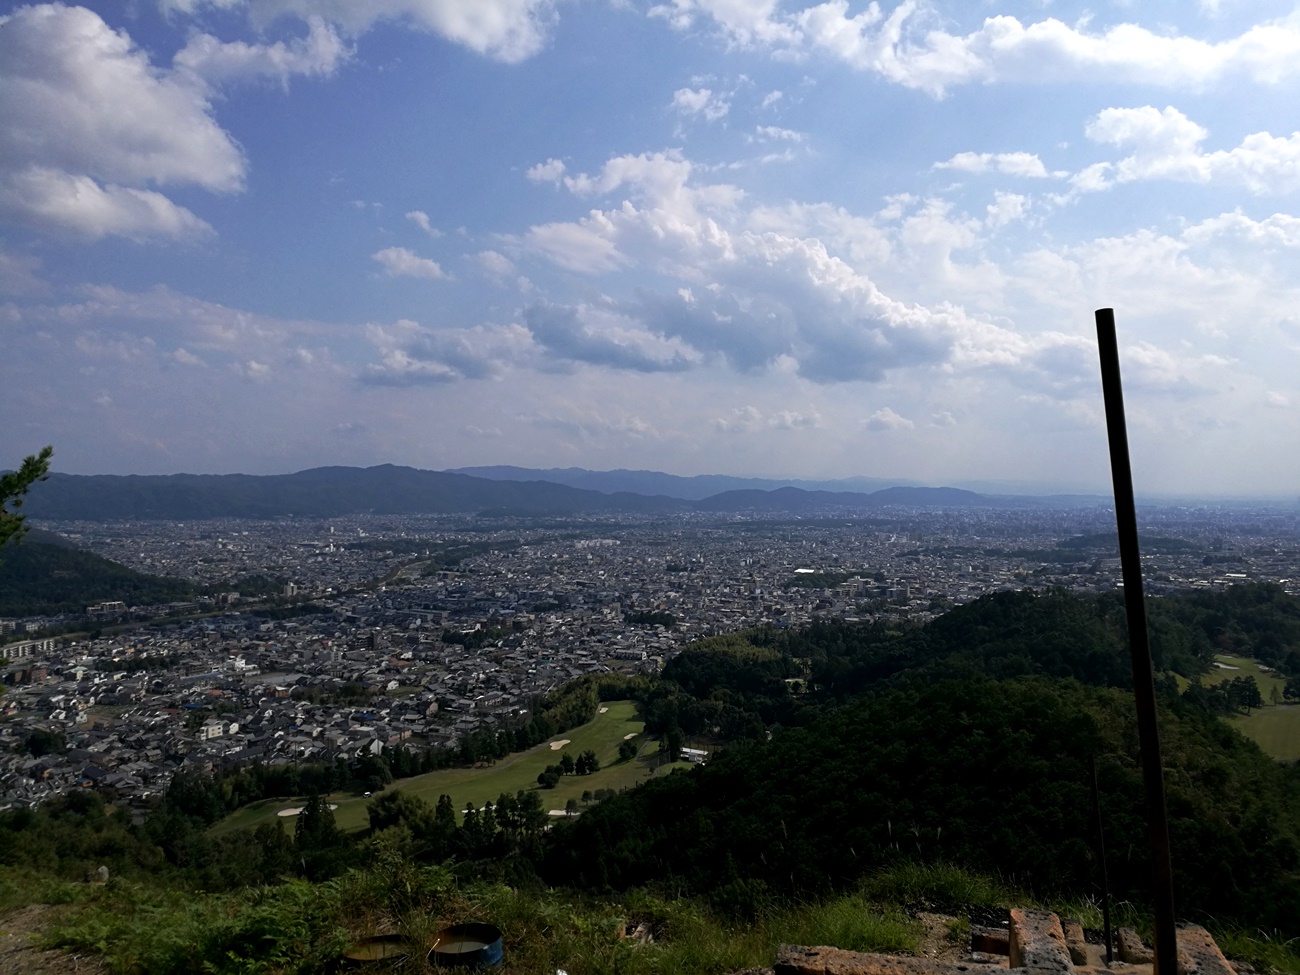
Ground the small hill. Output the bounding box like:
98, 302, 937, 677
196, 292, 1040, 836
0, 542, 198, 616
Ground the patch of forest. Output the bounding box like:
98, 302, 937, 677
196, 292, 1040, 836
0, 542, 199, 616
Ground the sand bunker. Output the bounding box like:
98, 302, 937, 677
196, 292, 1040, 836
623, 733, 637, 740
599, 707, 609, 713
549, 739, 571, 751
277, 804, 338, 817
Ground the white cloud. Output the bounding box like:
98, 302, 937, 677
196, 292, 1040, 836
372, 246, 448, 280
1265, 391, 1290, 408
523, 301, 702, 373
649, 3, 1300, 96
1078, 106, 1300, 194
985, 191, 1028, 228
649, 0, 800, 47
517, 148, 1099, 386
866, 407, 913, 430
671, 86, 730, 121
755, 125, 804, 142
0, 4, 243, 240
0, 168, 214, 241
405, 210, 442, 236
935, 151, 1057, 178
175, 0, 559, 63
173, 15, 347, 84
526, 158, 567, 183
173, 347, 205, 366
363, 319, 535, 384
476, 250, 516, 277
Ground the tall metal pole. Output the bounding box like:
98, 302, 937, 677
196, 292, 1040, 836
1095, 308, 1177, 975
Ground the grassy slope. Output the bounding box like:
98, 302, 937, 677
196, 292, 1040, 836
212, 701, 692, 835
1174, 655, 1298, 761
1202, 654, 1288, 701
1231, 706, 1300, 762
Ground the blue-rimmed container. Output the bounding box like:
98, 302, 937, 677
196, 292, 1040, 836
429, 922, 503, 969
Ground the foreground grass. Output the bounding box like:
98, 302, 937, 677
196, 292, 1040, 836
210, 701, 687, 835
36, 857, 924, 975
25, 857, 1300, 975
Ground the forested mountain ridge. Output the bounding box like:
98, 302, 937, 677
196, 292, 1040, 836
20, 465, 1010, 520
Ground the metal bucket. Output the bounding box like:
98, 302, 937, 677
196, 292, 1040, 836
429, 922, 504, 969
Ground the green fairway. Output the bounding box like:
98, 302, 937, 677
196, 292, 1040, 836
1231, 705, 1300, 762
1202, 655, 1288, 703
211, 700, 686, 835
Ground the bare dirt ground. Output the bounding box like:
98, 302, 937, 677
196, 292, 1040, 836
0, 906, 106, 975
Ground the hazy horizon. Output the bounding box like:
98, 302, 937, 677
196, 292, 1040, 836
3, 1, 1298, 496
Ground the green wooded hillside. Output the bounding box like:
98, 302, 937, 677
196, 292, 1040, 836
0, 542, 198, 616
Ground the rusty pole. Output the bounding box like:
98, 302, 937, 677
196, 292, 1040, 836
1094, 308, 1177, 975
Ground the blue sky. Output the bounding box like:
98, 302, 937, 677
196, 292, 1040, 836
2, 0, 1299, 495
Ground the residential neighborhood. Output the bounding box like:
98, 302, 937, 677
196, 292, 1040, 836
3, 501, 1296, 810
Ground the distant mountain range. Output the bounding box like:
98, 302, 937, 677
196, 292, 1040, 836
449, 465, 919, 500
18, 464, 1095, 522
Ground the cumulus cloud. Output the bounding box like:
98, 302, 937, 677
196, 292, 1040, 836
523, 301, 701, 373
715, 405, 821, 432
649, 2, 1300, 96
1076, 106, 1300, 194
372, 246, 448, 280
866, 407, 913, 430
515, 147, 1104, 387
0, 168, 215, 241
476, 250, 516, 277
173, 15, 347, 84
754, 125, 805, 143
168, 0, 559, 63
671, 86, 731, 121
985, 191, 1028, 228
406, 210, 442, 236
934, 151, 1058, 178
0, 4, 243, 239
526, 158, 567, 184
363, 319, 535, 384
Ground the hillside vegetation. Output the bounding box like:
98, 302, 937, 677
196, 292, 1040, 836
0, 541, 199, 616
3, 584, 1300, 973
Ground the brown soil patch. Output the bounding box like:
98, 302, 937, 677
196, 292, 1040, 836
0, 905, 106, 975
913, 912, 967, 964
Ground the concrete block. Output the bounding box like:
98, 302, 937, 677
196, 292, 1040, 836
1009, 909, 1073, 975
1060, 919, 1088, 967
1175, 925, 1235, 975
1118, 929, 1154, 965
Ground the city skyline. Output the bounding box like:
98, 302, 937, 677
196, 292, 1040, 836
3, 0, 1300, 495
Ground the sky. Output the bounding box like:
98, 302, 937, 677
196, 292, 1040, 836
2, 0, 1299, 496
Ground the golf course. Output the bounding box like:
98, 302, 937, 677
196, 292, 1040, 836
212, 699, 690, 835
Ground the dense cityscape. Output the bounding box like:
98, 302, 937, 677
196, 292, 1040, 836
3, 501, 1297, 811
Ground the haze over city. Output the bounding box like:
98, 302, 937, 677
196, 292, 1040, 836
3, 0, 1299, 496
